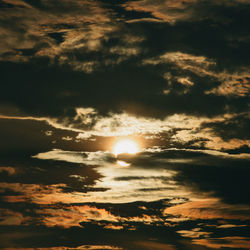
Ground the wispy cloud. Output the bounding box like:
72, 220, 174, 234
144, 51, 250, 97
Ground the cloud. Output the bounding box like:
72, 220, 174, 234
0, 0, 147, 74
1, 0, 250, 124
134, 241, 177, 250
30, 147, 250, 205
33, 149, 114, 165
124, 0, 250, 24
0, 0, 111, 54
1, 182, 106, 204
116, 149, 250, 204
123, 0, 198, 24
144, 51, 250, 98
143, 51, 215, 74
70, 110, 250, 151
193, 237, 250, 249
1, 1, 250, 248
0, 209, 25, 226
2, 110, 250, 154
0, 166, 15, 175
205, 71, 250, 97
0, 154, 107, 204
4, 106, 239, 152
164, 198, 250, 220
177, 228, 211, 239
33, 150, 179, 203
37, 205, 119, 228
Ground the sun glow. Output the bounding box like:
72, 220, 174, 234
112, 139, 140, 156
117, 160, 131, 167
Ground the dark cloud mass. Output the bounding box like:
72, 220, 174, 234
1, 0, 250, 249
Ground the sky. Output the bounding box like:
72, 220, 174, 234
0, 0, 250, 249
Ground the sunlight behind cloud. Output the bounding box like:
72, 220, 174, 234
112, 139, 140, 156
116, 160, 131, 167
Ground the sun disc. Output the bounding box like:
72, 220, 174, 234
112, 139, 139, 156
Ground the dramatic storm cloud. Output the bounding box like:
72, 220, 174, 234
1, 0, 250, 249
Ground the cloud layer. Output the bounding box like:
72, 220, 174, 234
1, 0, 250, 249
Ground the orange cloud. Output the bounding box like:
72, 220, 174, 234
123, 0, 198, 24
164, 198, 250, 220
0, 209, 25, 226
134, 241, 177, 250
193, 237, 250, 249
0, 166, 16, 175
37, 205, 119, 228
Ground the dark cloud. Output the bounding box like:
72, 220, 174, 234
0, 117, 116, 156
120, 150, 250, 205
0, 223, 206, 249
0, 195, 215, 249
1, 148, 250, 249
1, 58, 248, 121
201, 113, 250, 141
0, 157, 104, 197
0, 0, 249, 120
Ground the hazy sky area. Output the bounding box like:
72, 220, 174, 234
0, 0, 250, 249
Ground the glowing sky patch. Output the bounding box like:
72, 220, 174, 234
112, 139, 140, 156
116, 160, 130, 167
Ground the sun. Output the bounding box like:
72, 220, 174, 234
112, 139, 140, 156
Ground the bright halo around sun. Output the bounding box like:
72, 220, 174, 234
112, 139, 140, 156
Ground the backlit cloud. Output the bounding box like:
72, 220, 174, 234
1, 0, 250, 249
